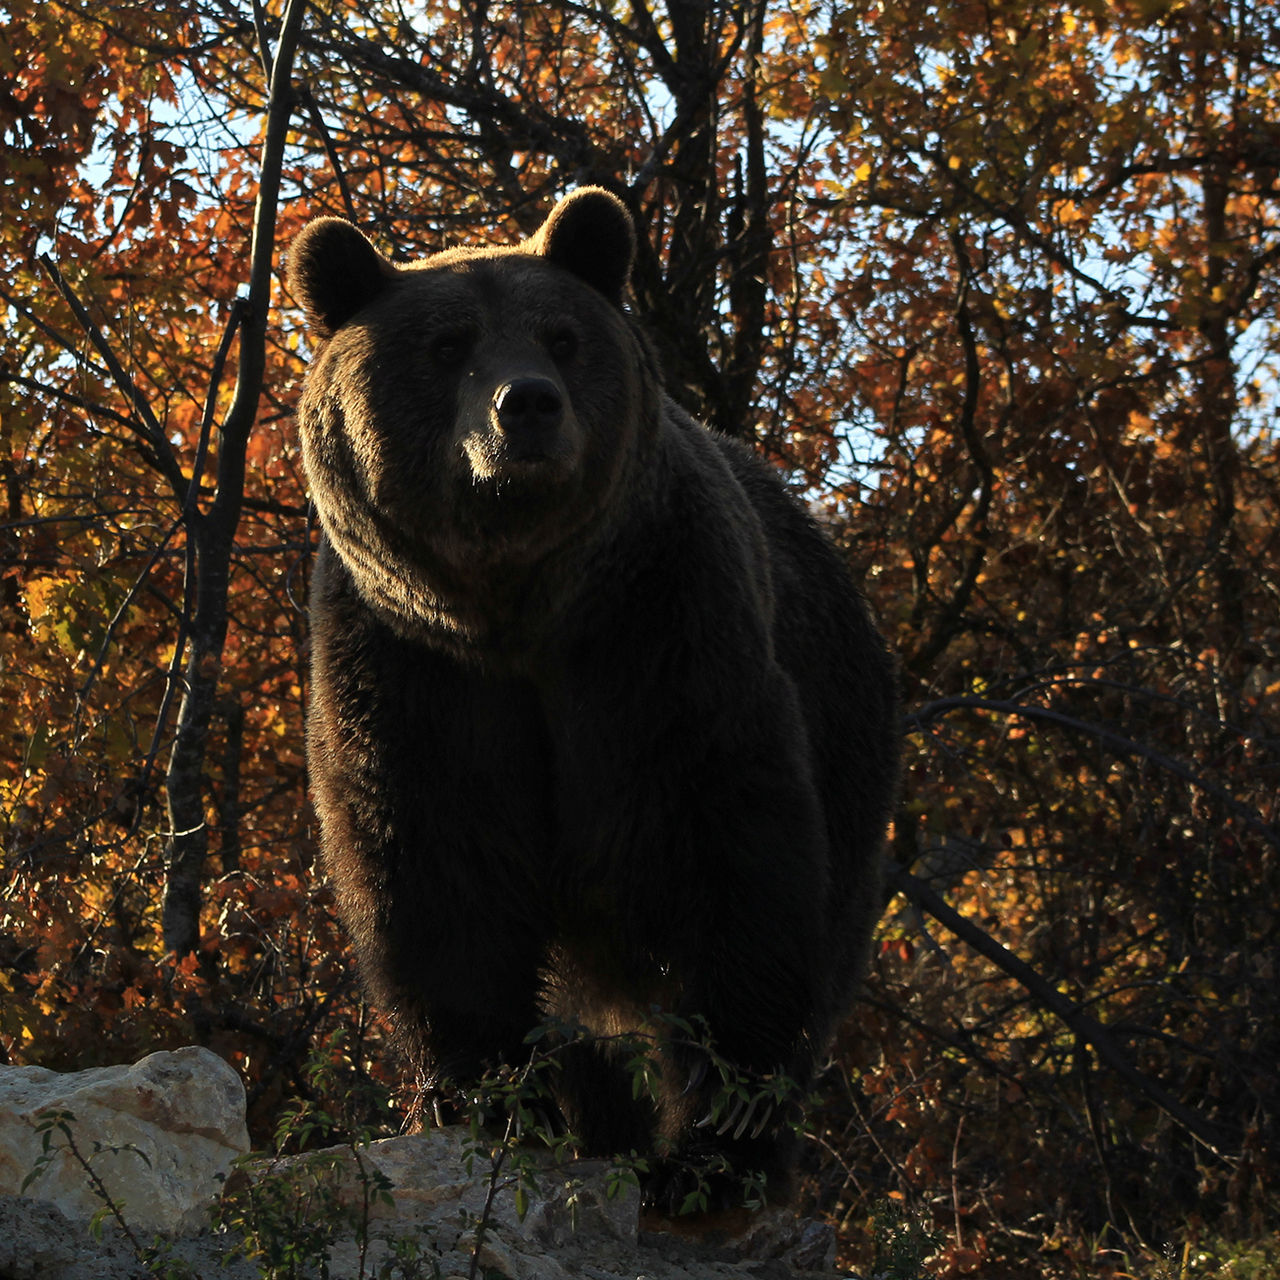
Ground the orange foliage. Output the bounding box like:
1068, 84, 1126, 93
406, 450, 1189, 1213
1, 2, 1278, 1275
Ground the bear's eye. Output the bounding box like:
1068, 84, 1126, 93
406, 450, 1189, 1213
430, 331, 473, 367
549, 329, 577, 362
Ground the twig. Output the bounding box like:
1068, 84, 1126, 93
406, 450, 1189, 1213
887, 866, 1235, 1156
251, 0, 275, 81
188, 297, 246, 518
905, 696, 1278, 849
298, 83, 359, 222
0, 371, 148, 434
74, 514, 184, 737
36, 254, 186, 499
470, 1110, 516, 1280
951, 1111, 965, 1249
907, 230, 994, 672
0, 283, 112, 381
25, 1111, 146, 1254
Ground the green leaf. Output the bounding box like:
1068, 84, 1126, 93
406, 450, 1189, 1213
89, 1204, 112, 1241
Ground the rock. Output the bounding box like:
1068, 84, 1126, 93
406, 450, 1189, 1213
786, 1220, 839, 1271
0, 1065, 852, 1280
721, 1206, 838, 1270
638, 1204, 838, 1271
0, 1046, 249, 1234
0, 1194, 259, 1279
289, 1130, 852, 1280
0, 1195, 81, 1280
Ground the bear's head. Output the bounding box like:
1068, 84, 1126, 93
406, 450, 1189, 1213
288, 188, 661, 643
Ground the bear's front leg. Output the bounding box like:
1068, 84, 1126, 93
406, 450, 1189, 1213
652, 792, 826, 1213
550, 651, 831, 1210
309, 553, 560, 1101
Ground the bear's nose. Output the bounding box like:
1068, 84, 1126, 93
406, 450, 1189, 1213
493, 378, 564, 437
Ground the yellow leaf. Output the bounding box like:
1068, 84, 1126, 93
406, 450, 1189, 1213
22, 576, 57, 622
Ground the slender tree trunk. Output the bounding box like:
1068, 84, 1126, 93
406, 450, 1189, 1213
631, 2, 729, 425
1198, 163, 1245, 669
217, 696, 245, 874
716, 0, 770, 441
162, 0, 308, 956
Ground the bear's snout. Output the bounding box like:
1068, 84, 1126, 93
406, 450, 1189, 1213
456, 368, 583, 483
493, 378, 564, 459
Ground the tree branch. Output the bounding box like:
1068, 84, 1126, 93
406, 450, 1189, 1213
905, 696, 1278, 849
887, 866, 1234, 1156
37, 254, 187, 500
297, 83, 358, 223
907, 231, 994, 672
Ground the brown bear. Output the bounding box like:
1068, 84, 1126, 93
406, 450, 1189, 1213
287, 188, 896, 1211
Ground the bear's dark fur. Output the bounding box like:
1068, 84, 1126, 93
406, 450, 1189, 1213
288, 189, 897, 1209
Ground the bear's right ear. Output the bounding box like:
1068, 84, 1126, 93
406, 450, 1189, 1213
287, 218, 398, 339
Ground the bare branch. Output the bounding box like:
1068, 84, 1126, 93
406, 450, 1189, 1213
907, 231, 995, 672
297, 83, 358, 223
74, 515, 183, 735
906, 696, 1278, 848
36, 255, 187, 501
188, 298, 246, 518
887, 866, 1235, 1156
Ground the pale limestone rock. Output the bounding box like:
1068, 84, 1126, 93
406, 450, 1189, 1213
0, 1046, 249, 1234
0, 1078, 845, 1278
306, 1130, 845, 1279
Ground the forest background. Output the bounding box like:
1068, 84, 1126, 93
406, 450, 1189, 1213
1, 0, 1278, 1275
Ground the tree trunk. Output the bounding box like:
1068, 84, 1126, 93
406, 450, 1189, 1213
161, 0, 308, 957
1198, 162, 1245, 670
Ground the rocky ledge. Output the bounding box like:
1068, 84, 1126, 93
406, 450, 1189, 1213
0, 1050, 850, 1280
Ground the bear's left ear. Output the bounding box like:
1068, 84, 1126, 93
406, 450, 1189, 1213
531, 188, 635, 306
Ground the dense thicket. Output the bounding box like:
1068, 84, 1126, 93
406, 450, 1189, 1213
1, 2, 1277, 1275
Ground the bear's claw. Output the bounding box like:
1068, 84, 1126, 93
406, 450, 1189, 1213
680, 1056, 709, 1097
